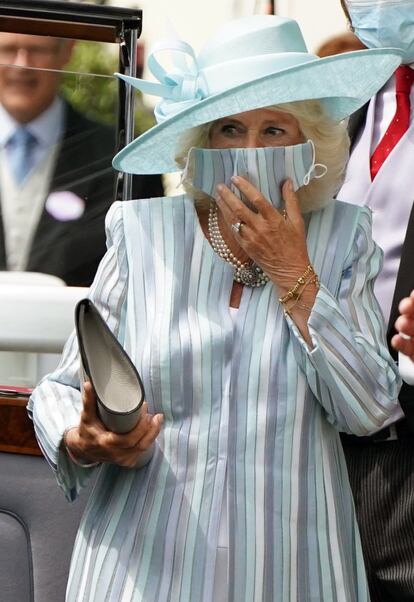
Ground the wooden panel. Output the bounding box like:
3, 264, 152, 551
0, 16, 119, 43
0, 395, 41, 456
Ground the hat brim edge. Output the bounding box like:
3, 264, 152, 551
113, 48, 402, 175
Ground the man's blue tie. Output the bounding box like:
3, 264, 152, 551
7, 127, 37, 185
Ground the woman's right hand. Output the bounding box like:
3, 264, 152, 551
64, 381, 164, 468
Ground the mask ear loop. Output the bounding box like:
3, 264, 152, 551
179, 146, 195, 188
303, 139, 328, 186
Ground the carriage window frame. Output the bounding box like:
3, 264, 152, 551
0, 1, 143, 453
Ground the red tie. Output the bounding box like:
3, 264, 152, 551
370, 65, 414, 180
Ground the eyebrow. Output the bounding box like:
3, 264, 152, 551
214, 117, 288, 127
214, 118, 243, 126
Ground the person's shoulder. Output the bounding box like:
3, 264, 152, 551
105, 195, 189, 240
115, 194, 187, 217
313, 197, 368, 220
124, 193, 186, 204
309, 200, 374, 270
105, 200, 124, 228
331, 197, 364, 211
63, 100, 114, 143
331, 198, 371, 221
63, 100, 110, 128
309, 199, 371, 247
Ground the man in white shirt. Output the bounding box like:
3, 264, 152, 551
0, 33, 164, 286
0, 32, 115, 286
338, 2, 414, 600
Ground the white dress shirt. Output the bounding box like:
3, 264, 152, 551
371, 65, 414, 152
338, 65, 414, 323
0, 98, 65, 270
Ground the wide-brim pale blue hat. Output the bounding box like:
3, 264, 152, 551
112, 14, 402, 175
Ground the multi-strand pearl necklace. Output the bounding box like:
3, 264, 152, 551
208, 202, 269, 287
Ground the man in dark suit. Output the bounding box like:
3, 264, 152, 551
0, 32, 163, 287
338, 1, 414, 600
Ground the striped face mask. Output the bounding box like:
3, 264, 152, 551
188, 140, 326, 210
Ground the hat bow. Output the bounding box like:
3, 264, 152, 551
131, 39, 207, 123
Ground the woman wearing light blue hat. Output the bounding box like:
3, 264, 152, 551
30, 15, 403, 602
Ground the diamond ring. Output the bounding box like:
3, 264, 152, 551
231, 221, 243, 234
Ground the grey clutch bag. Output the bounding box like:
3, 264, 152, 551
75, 299, 145, 434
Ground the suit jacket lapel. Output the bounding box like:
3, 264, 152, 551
28, 102, 100, 256
348, 104, 368, 150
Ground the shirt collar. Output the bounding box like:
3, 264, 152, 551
0, 96, 65, 148
380, 63, 414, 94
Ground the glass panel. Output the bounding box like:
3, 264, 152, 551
0, 32, 162, 389
0, 34, 119, 287
0, 33, 163, 393
0, 34, 119, 388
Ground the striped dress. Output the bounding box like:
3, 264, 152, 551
29, 195, 401, 602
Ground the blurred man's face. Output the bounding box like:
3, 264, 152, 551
0, 33, 74, 123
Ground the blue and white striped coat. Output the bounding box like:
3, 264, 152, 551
29, 195, 401, 601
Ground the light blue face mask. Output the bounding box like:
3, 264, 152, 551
187, 140, 326, 210
346, 0, 414, 64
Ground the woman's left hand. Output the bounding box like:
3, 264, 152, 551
216, 176, 311, 293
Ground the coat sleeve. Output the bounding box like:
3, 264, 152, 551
286, 207, 402, 436
27, 201, 128, 501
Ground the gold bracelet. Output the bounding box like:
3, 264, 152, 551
279, 265, 316, 305
294, 275, 320, 303
308, 275, 320, 289
281, 274, 320, 316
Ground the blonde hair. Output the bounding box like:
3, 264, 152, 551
175, 99, 350, 213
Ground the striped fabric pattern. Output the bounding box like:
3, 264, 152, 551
190, 143, 313, 208
344, 439, 414, 601
29, 195, 401, 602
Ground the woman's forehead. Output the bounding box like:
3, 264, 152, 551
214, 107, 297, 125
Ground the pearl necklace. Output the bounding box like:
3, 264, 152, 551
207, 202, 269, 287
